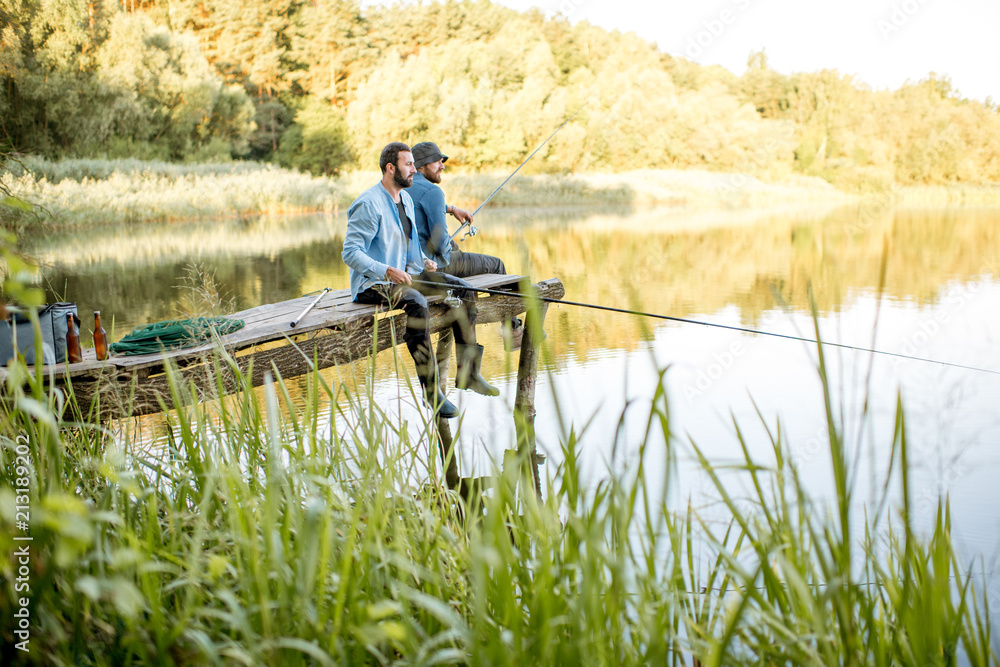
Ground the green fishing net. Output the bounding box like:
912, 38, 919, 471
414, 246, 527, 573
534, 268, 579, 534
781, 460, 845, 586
109, 316, 245, 356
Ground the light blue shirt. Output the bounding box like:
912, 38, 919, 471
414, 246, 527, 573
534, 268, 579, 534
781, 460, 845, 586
342, 182, 426, 300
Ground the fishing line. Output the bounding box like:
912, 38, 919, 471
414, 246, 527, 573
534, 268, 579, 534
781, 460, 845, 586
412, 280, 1000, 377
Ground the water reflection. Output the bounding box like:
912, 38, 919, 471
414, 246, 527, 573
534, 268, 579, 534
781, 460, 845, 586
29, 204, 1000, 578
31, 204, 1000, 343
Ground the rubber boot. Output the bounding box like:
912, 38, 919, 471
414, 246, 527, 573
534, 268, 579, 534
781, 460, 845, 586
455, 343, 500, 396
408, 339, 458, 417
422, 377, 458, 418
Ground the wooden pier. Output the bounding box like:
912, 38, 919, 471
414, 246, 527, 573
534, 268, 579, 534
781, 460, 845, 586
24, 274, 565, 494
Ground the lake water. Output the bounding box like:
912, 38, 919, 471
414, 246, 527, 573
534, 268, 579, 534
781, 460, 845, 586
29, 202, 1000, 612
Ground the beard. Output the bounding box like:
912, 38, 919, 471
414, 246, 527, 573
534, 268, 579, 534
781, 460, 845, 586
423, 169, 442, 184
393, 169, 413, 188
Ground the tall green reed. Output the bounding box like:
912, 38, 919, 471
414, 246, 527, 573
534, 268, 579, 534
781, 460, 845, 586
0, 315, 995, 665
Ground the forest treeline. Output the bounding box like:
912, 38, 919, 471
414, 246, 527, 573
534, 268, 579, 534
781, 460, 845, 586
2, 0, 999, 189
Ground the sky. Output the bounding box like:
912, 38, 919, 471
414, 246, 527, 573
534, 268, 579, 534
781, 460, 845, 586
491, 0, 1000, 103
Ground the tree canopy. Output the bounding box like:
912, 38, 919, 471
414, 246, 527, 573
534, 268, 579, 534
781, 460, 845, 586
2, 0, 999, 186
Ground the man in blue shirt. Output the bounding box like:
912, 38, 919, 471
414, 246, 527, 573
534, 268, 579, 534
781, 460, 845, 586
408, 141, 523, 350
342, 142, 498, 418
409, 141, 507, 276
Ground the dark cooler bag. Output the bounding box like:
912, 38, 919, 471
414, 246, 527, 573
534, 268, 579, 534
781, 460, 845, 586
0, 303, 80, 365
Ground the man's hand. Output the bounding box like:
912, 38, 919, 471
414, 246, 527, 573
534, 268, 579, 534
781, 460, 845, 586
448, 206, 473, 224
386, 267, 412, 285
423, 258, 438, 272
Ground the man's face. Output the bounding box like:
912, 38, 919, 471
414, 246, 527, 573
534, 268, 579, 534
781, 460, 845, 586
392, 151, 416, 188
418, 159, 445, 184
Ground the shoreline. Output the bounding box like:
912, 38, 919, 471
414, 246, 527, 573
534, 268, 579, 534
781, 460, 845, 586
4, 157, 1000, 231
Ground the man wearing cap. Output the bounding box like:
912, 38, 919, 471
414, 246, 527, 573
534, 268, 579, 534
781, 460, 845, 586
409, 140, 523, 349
342, 141, 499, 419
409, 141, 508, 277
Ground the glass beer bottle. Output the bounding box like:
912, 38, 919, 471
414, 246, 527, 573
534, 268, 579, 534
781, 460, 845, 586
93, 311, 108, 361
66, 313, 83, 363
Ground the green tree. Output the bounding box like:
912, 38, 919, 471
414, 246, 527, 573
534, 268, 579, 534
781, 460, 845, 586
4, 0, 1000, 186
94, 13, 256, 158
1, 0, 103, 153
741, 49, 794, 119
1, 0, 255, 158
171, 0, 303, 156
275, 96, 353, 174
290, 0, 369, 105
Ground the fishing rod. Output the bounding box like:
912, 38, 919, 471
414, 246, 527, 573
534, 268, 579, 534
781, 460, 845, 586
412, 280, 1000, 377
289, 288, 330, 328
449, 105, 586, 242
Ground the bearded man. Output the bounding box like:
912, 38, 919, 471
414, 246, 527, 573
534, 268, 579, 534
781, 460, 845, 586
342, 142, 499, 418
408, 141, 523, 350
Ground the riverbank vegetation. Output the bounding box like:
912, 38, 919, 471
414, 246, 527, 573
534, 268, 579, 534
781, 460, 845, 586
1, 158, 347, 229
0, 155, 860, 229
0, 302, 996, 663
3, 0, 999, 193
6, 153, 1000, 232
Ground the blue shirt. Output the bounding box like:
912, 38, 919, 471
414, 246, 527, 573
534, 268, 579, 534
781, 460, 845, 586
408, 171, 452, 266
342, 182, 426, 300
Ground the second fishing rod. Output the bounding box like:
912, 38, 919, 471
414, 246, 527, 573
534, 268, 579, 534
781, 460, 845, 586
448, 105, 586, 243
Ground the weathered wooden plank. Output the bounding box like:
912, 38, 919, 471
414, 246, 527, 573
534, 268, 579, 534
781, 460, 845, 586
39, 274, 533, 381
232, 294, 357, 326
66, 278, 564, 419
73, 313, 410, 418
230, 273, 522, 323
228, 291, 353, 321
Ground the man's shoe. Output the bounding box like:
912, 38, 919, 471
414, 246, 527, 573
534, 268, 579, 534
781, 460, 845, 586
422, 381, 458, 418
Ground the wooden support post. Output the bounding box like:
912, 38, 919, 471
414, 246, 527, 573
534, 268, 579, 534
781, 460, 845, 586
433, 331, 459, 489
435, 415, 460, 490
512, 287, 549, 500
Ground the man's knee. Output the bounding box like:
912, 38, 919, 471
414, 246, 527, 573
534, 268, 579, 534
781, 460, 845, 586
488, 256, 506, 274
445, 251, 499, 278
470, 252, 505, 276
398, 289, 429, 316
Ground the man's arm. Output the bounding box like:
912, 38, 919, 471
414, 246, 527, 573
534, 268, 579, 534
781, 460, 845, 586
446, 204, 473, 224
342, 200, 390, 281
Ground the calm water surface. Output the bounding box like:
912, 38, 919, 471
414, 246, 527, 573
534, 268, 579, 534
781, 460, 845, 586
30, 203, 1000, 609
